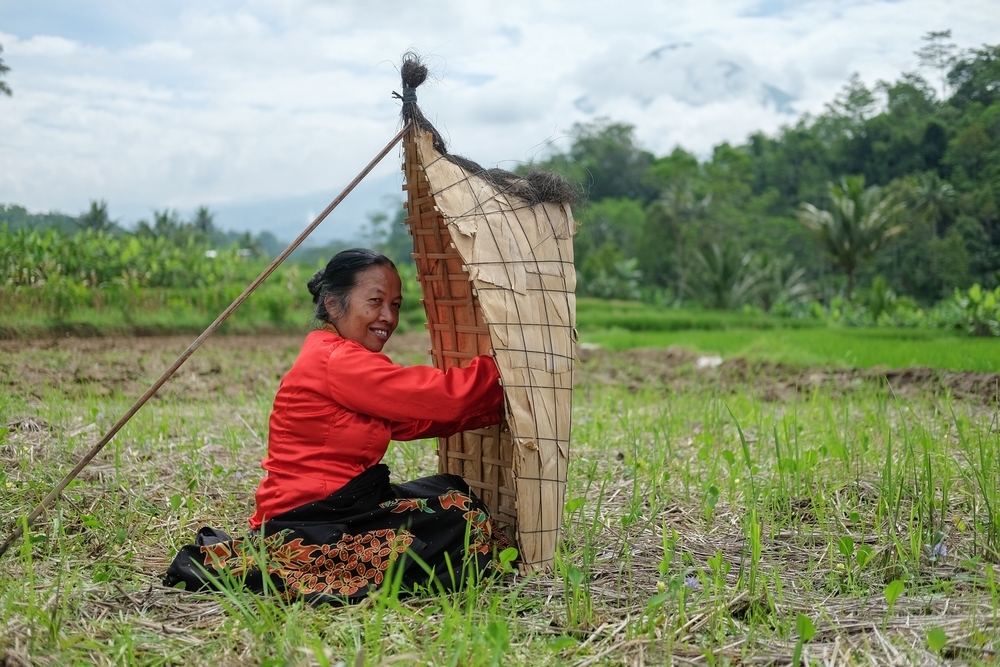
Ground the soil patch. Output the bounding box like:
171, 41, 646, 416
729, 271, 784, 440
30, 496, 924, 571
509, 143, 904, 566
3, 333, 996, 404
578, 346, 1000, 404
0, 331, 433, 402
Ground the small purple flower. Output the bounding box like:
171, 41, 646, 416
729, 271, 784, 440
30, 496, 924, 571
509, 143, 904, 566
929, 541, 948, 560
235, 472, 244, 481
684, 576, 702, 591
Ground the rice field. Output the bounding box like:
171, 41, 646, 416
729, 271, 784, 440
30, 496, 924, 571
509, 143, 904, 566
1, 330, 1000, 665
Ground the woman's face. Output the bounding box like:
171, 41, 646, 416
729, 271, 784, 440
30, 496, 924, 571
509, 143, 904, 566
328, 265, 402, 352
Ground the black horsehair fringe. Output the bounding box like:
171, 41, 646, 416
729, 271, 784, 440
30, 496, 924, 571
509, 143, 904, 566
399, 52, 578, 207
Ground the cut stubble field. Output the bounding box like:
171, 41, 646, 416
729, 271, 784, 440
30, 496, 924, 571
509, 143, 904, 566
2, 331, 1000, 665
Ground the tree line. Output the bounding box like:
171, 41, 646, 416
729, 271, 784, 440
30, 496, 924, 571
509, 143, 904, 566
528, 32, 1000, 314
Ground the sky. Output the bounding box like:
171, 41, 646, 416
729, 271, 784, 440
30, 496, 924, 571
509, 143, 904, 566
1, 0, 998, 243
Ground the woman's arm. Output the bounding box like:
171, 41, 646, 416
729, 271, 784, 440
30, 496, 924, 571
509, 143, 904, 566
326, 345, 504, 424
389, 404, 503, 441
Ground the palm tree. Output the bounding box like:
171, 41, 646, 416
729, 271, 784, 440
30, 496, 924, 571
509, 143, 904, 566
0, 44, 11, 97
755, 253, 812, 312
798, 176, 904, 302
687, 242, 759, 309
76, 200, 118, 233
192, 206, 216, 236
914, 171, 955, 237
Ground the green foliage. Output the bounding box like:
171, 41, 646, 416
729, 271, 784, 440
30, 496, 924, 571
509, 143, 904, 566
565, 119, 657, 203
0, 225, 426, 333
927, 626, 948, 653
0, 226, 256, 291
953, 283, 1000, 336
0, 203, 78, 233
686, 242, 759, 309
75, 200, 120, 233
584, 254, 642, 301
580, 317, 1000, 372
525, 38, 1000, 309
362, 203, 415, 267
753, 253, 812, 314
575, 197, 647, 286
798, 176, 905, 300
884, 579, 905, 607
575, 299, 821, 334
791, 613, 815, 665
948, 43, 1000, 108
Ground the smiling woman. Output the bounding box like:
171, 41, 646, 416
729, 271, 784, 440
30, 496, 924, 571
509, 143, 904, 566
164, 248, 514, 604
311, 249, 402, 353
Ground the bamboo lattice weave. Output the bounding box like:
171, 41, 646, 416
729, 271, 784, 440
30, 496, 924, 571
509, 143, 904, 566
403, 127, 576, 571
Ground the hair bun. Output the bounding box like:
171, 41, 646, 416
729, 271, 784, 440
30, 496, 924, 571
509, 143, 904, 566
307, 268, 326, 303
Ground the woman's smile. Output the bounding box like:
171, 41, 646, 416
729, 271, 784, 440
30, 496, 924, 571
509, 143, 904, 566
332, 265, 402, 352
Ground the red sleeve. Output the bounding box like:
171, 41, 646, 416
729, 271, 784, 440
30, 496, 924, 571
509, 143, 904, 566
326, 345, 504, 426
389, 404, 503, 441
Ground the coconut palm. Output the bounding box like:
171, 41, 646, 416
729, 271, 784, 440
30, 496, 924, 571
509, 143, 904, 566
192, 206, 216, 236
0, 44, 11, 97
686, 242, 759, 309
798, 176, 904, 302
914, 171, 955, 236
755, 252, 812, 313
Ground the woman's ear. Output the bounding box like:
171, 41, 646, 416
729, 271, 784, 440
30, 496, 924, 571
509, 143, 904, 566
324, 294, 341, 321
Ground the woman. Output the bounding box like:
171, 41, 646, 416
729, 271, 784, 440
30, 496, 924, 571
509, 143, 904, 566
164, 249, 510, 604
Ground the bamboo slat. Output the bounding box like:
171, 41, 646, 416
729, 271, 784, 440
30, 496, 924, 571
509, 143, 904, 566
402, 126, 576, 571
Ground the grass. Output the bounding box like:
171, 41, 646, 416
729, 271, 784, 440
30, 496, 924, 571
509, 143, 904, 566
576, 299, 823, 333
2, 332, 1000, 664
581, 326, 1000, 373
575, 298, 1000, 372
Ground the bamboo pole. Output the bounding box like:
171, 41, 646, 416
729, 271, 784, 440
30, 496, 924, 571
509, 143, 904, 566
0, 122, 411, 560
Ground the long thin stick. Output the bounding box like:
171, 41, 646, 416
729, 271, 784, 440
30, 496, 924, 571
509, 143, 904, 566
0, 122, 411, 560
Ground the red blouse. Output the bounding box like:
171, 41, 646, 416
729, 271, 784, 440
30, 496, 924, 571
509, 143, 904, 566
249, 329, 504, 528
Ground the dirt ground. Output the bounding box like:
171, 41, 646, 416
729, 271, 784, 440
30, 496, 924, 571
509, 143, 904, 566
577, 346, 1000, 404
2, 332, 998, 405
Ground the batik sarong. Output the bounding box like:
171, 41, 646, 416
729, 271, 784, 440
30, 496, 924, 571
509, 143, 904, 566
163, 464, 514, 605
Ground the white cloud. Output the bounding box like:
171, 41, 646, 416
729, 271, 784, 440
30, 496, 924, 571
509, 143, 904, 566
125, 40, 193, 61
7, 34, 81, 57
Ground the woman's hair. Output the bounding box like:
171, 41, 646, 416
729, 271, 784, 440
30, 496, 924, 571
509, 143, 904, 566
308, 248, 397, 323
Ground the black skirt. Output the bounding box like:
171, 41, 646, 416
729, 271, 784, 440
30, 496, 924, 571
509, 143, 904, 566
163, 465, 514, 605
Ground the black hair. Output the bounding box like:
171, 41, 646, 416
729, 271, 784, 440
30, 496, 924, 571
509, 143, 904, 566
308, 248, 397, 323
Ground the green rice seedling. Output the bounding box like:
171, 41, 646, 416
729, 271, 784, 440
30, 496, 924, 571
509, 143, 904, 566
729, 407, 762, 598
791, 613, 815, 666
955, 410, 1000, 561
554, 541, 593, 632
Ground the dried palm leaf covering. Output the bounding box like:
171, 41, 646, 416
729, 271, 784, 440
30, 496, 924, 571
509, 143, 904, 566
399, 54, 577, 571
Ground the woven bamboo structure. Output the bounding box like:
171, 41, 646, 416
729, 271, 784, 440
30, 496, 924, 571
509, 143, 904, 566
401, 116, 577, 571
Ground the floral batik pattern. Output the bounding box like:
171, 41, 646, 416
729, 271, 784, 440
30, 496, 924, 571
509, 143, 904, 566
199, 528, 415, 597
164, 465, 519, 604
379, 497, 434, 514
438, 489, 473, 511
